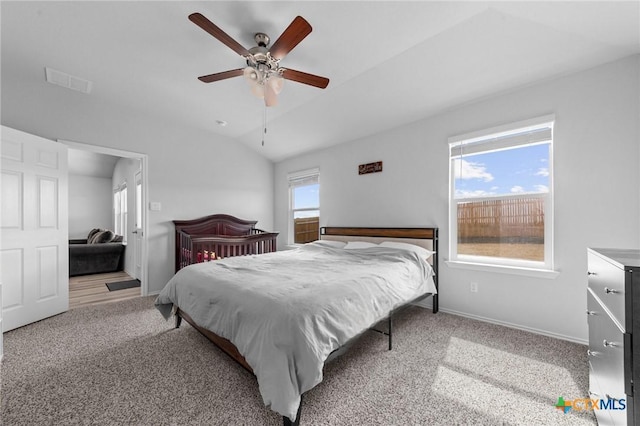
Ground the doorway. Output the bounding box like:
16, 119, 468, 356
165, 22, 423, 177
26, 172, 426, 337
61, 140, 149, 302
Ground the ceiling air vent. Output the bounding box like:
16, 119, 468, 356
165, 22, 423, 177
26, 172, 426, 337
45, 67, 93, 94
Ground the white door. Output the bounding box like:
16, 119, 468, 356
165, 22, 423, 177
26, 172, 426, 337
1, 126, 69, 332
133, 170, 143, 281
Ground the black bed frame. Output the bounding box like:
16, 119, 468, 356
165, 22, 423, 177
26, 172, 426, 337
174, 226, 439, 425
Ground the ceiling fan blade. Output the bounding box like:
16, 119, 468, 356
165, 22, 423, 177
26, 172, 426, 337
269, 16, 312, 60
282, 69, 329, 89
265, 83, 278, 107
198, 68, 244, 83
189, 13, 250, 57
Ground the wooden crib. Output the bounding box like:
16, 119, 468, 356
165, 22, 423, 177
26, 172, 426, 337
173, 214, 278, 272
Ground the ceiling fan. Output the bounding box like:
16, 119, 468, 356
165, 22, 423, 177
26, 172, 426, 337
189, 13, 330, 107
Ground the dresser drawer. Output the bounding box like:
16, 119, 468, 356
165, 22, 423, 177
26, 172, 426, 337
587, 289, 626, 402
588, 250, 626, 329
589, 362, 615, 426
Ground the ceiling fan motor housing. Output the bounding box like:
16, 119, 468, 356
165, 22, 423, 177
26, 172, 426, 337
248, 45, 269, 64
247, 34, 281, 79
254, 33, 270, 47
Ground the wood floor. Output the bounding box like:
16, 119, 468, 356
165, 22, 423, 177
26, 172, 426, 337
69, 271, 141, 310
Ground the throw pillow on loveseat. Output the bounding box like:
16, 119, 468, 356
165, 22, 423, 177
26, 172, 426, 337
87, 228, 121, 244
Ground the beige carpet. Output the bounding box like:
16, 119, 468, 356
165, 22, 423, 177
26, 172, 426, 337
1, 296, 596, 425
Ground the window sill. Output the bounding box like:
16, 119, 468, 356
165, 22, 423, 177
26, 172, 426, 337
445, 260, 560, 279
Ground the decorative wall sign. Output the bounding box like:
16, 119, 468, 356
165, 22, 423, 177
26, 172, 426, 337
358, 161, 383, 175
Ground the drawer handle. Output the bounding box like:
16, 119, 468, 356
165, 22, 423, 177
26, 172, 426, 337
589, 391, 601, 398
586, 310, 597, 316
587, 271, 596, 276
603, 340, 618, 348
587, 349, 599, 357
604, 287, 619, 294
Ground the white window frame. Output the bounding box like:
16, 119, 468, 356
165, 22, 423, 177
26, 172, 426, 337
287, 168, 320, 245
136, 178, 142, 230
114, 183, 127, 243
447, 115, 557, 277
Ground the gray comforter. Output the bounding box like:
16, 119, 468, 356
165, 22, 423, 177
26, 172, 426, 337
155, 242, 436, 420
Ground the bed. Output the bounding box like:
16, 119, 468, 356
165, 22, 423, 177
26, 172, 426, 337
173, 214, 278, 272
155, 226, 438, 425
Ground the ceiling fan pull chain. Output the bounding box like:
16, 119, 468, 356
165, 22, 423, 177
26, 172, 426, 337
262, 104, 267, 146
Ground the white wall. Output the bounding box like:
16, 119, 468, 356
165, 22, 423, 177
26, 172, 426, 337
1, 79, 274, 295
68, 174, 113, 239
275, 55, 640, 343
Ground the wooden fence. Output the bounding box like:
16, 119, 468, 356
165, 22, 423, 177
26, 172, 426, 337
457, 197, 544, 243
294, 217, 320, 244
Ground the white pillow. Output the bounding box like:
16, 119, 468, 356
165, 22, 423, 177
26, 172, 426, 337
344, 241, 378, 249
311, 240, 347, 249
379, 241, 435, 259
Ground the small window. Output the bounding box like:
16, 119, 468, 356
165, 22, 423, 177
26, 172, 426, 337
114, 183, 127, 243
449, 116, 554, 270
288, 168, 320, 244
136, 180, 142, 229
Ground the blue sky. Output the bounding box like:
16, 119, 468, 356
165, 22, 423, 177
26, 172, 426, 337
293, 184, 320, 218
294, 183, 319, 208
453, 143, 549, 198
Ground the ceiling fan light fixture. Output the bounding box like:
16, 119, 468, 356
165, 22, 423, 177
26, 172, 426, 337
250, 81, 265, 99
243, 66, 260, 83
268, 74, 284, 95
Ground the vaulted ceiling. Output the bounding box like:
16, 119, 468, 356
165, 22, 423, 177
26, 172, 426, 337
2, 1, 639, 162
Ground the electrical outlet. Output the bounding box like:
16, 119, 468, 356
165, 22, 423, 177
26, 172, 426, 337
470, 282, 479, 293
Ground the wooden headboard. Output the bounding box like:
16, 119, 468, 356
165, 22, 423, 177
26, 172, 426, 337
320, 226, 439, 313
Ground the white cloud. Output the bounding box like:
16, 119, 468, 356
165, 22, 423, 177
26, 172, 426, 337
534, 184, 549, 193
453, 158, 494, 182
511, 186, 525, 193
455, 189, 496, 198
535, 167, 549, 177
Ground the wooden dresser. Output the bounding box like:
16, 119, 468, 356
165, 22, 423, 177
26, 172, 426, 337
587, 248, 640, 425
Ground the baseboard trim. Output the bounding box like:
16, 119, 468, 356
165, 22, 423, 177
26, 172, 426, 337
411, 300, 587, 345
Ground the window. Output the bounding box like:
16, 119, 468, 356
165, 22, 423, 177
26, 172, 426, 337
136, 179, 142, 230
288, 168, 320, 244
449, 116, 554, 271
114, 183, 127, 243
